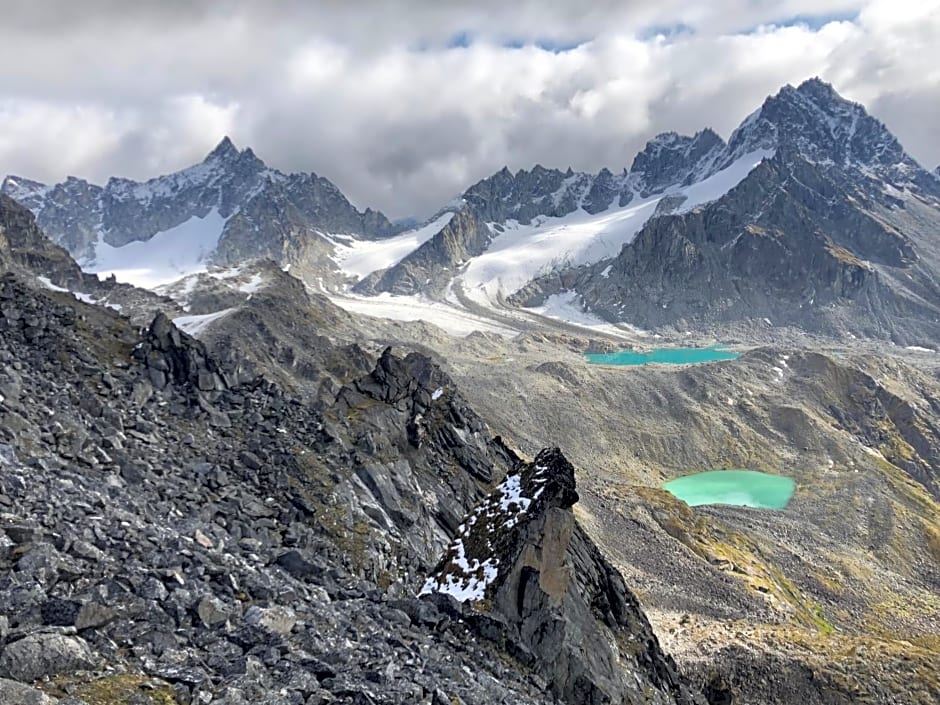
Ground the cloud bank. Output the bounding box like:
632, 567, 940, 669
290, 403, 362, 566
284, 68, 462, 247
0, 0, 937, 218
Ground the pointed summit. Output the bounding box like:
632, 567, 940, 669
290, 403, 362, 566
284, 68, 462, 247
723, 78, 931, 188
206, 135, 239, 161
796, 76, 839, 99
200, 136, 267, 176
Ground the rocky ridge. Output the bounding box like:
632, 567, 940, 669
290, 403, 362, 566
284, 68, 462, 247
422, 448, 702, 705
723, 79, 938, 194
0, 194, 179, 323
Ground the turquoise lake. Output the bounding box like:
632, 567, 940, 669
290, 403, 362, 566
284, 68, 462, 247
662, 470, 796, 509
585, 346, 740, 366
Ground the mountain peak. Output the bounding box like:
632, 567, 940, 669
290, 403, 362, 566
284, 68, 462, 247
1, 175, 52, 210
199, 136, 267, 177
629, 128, 726, 196
1, 175, 47, 196
766, 77, 857, 117
796, 76, 838, 99
206, 135, 240, 161
723, 78, 928, 186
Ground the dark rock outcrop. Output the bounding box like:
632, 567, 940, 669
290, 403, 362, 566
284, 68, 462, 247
630, 129, 725, 197
134, 312, 232, 393
0, 194, 89, 288
422, 448, 703, 705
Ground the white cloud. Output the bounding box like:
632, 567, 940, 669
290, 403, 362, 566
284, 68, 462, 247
0, 101, 126, 178
0, 0, 937, 218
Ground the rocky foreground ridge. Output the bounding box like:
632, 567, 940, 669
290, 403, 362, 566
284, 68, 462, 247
0, 194, 704, 704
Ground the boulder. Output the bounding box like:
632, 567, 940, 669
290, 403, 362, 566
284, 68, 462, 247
0, 634, 95, 682
244, 606, 296, 636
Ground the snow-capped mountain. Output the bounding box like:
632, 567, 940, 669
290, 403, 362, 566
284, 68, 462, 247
1, 137, 398, 287
352, 136, 766, 298
628, 128, 727, 197
5, 78, 939, 341
511, 80, 940, 341
357, 79, 939, 305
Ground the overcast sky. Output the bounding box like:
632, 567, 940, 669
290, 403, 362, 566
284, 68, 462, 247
1, 0, 938, 218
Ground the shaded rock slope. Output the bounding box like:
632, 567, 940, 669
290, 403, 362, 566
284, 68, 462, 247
0, 214, 703, 703
158, 259, 376, 403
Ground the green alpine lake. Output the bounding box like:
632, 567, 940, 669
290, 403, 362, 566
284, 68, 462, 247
662, 470, 796, 509
585, 346, 740, 366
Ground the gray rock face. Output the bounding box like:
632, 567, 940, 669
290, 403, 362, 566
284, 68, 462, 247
0, 634, 95, 682
1, 137, 398, 269
133, 311, 231, 393
581, 167, 626, 214
355, 207, 492, 294
461, 165, 594, 224
629, 129, 725, 197
0, 195, 89, 288
422, 448, 702, 705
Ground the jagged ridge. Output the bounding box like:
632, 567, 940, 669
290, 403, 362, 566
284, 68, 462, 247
1, 137, 399, 276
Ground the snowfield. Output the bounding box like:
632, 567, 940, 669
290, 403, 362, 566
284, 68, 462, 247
324, 291, 517, 337
327, 211, 454, 279
460, 149, 773, 306
530, 291, 648, 337
85, 208, 228, 289
173, 308, 236, 337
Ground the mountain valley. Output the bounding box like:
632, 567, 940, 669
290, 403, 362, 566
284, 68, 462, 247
1, 77, 939, 705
